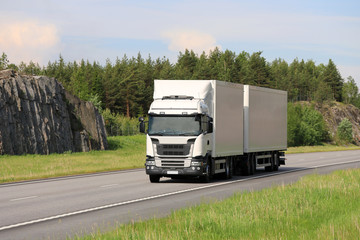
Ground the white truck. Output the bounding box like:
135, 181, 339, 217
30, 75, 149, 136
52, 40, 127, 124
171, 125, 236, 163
139, 80, 287, 183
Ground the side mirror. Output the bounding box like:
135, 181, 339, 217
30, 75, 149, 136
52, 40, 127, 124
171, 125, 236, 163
139, 122, 145, 133
139, 117, 145, 133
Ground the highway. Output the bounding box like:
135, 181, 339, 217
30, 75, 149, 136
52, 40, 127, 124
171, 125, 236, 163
0, 150, 360, 240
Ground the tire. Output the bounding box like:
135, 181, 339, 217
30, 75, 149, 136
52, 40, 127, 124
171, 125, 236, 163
250, 154, 256, 175
273, 164, 279, 171
200, 164, 211, 183
149, 175, 160, 183
273, 152, 279, 171
229, 158, 234, 179
223, 158, 233, 179
234, 157, 242, 176
242, 155, 251, 176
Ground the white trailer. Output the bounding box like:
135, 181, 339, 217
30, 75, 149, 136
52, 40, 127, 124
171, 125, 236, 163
242, 85, 287, 175
140, 80, 287, 182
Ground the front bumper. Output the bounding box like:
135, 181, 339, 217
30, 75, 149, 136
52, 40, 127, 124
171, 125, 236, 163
145, 165, 205, 176
145, 159, 206, 177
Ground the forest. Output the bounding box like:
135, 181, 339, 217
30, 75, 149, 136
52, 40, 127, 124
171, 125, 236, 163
1, 49, 359, 145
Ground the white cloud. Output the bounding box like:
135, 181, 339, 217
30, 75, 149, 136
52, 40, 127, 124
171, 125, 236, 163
162, 30, 221, 55
0, 20, 60, 65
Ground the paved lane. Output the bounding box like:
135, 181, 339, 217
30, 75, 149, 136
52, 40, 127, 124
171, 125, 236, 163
0, 150, 359, 239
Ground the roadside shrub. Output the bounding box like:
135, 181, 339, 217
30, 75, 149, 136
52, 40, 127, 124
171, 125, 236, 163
287, 103, 328, 146
88, 94, 103, 113
337, 118, 353, 144
102, 108, 140, 136
300, 106, 327, 145
287, 103, 302, 146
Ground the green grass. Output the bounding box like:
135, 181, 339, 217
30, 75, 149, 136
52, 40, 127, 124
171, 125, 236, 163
75, 169, 360, 240
287, 143, 360, 154
0, 135, 145, 184
1, 135, 360, 184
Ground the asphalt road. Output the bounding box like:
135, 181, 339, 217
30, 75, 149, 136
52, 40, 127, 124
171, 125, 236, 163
0, 150, 360, 240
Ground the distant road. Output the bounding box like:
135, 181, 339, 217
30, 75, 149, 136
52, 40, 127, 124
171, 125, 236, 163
0, 150, 359, 240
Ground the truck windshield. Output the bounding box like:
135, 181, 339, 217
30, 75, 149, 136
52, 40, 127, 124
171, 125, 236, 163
148, 115, 201, 136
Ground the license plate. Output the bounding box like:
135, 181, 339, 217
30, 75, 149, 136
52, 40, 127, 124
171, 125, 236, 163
167, 171, 179, 175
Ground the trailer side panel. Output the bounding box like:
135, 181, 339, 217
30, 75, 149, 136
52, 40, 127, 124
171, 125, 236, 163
213, 81, 244, 157
244, 85, 287, 153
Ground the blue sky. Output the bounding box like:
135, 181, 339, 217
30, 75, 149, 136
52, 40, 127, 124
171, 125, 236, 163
1, 0, 359, 87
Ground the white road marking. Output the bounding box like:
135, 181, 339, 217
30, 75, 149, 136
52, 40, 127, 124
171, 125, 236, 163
10, 196, 38, 202
0, 159, 359, 232
100, 184, 119, 188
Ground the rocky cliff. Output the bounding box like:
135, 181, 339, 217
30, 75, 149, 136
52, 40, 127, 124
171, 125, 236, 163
315, 102, 360, 145
0, 69, 108, 155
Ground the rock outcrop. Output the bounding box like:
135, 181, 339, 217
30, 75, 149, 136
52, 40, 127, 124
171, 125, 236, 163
315, 102, 360, 145
0, 69, 108, 155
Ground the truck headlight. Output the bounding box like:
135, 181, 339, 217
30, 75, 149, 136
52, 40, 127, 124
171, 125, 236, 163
191, 161, 203, 167
146, 160, 156, 166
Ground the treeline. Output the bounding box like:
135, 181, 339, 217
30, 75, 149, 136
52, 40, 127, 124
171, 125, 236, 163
2, 49, 359, 118
1, 50, 359, 144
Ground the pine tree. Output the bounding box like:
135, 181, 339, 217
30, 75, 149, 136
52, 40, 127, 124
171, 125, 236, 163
247, 52, 272, 87
207, 47, 222, 80
193, 51, 211, 79
342, 76, 358, 105
314, 79, 333, 103
0, 52, 9, 70
103, 59, 119, 111
271, 58, 289, 91
234, 51, 250, 84
219, 50, 236, 82
320, 59, 343, 101
175, 49, 198, 79
69, 59, 90, 100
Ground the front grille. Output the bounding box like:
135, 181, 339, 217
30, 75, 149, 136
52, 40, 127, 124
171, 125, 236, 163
163, 151, 184, 155
161, 160, 185, 167
157, 144, 191, 156
164, 145, 184, 149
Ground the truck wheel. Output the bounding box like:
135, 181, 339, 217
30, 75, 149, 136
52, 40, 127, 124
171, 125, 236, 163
242, 155, 251, 176
229, 158, 234, 179
200, 164, 211, 183
223, 158, 232, 179
234, 158, 242, 175
273, 152, 279, 171
149, 175, 160, 183
250, 154, 256, 175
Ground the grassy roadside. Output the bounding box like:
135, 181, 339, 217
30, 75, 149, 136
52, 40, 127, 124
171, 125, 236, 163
75, 169, 360, 240
1, 135, 360, 184
0, 136, 145, 184
286, 143, 360, 154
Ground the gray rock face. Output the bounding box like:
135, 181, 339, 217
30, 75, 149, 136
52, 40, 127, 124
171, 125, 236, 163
315, 102, 360, 145
0, 69, 108, 155
65, 91, 108, 152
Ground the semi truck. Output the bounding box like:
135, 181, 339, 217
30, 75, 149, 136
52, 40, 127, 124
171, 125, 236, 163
139, 80, 287, 183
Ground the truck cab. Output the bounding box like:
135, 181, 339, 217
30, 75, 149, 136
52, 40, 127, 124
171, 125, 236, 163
140, 94, 213, 182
